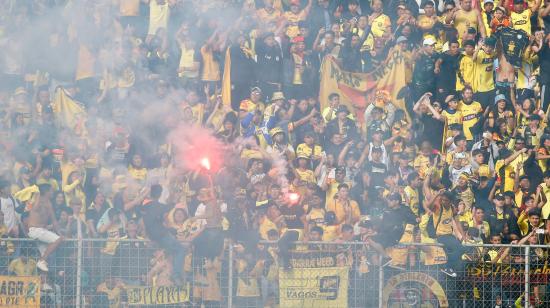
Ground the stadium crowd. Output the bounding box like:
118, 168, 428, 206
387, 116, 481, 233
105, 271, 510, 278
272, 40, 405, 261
1, 0, 550, 306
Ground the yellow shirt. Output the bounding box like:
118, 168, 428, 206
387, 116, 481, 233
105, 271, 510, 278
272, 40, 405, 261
284, 11, 307, 38
256, 8, 282, 25
404, 186, 420, 216
296, 144, 323, 158
371, 14, 391, 37
468, 220, 491, 238
295, 168, 316, 184
413, 154, 431, 179
419, 214, 447, 265
442, 110, 463, 138
417, 14, 437, 31
326, 199, 361, 224
494, 154, 527, 192
474, 49, 495, 92
541, 183, 550, 219
456, 54, 475, 91
236, 259, 263, 297
434, 205, 454, 236
148, 0, 170, 35
322, 224, 340, 241
200, 46, 221, 81
97, 282, 123, 308
8, 258, 37, 276
128, 166, 147, 182
458, 100, 482, 141
259, 216, 279, 240
511, 9, 532, 34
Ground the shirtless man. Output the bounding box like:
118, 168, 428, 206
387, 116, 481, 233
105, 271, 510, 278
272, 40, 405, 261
446, 0, 487, 39
27, 184, 63, 272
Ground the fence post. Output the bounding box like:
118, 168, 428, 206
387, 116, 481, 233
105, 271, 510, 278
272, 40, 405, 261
378, 262, 384, 308
228, 242, 233, 308
76, 238, 82, 308
524, 246, 530, 308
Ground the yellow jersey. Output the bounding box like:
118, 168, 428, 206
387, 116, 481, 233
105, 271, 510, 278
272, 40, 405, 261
434, 205, 454, 237
148, 0, 170, 35
456, 54, 475, 91
404, 186, 420, 217
473, 49, 495, 92
326, 199, 361, 224
442, 109, 463, 138
458, 100, 482, 141
511, 10, 532, 34
540, 183, 550, 219
371, 14, 391, 37
296, 143, 323, 157
494, 153, 527, 192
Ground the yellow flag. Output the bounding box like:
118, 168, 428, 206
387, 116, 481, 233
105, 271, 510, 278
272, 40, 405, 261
221, 47, 232, 107
51, 87, 87, 136
319, 48, 409, 124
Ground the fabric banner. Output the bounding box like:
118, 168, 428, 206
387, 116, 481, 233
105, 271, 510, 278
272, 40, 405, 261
382, 272, 448, 307
319, 49, 408, 124
0, 276, 41, 307
279, 266, 348, 308
126, 284, 190, 305
51, 87, 87, 136
280, 250, 349, 307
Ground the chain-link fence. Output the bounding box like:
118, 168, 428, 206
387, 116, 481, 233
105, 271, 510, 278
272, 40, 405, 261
0, 238, 545, 307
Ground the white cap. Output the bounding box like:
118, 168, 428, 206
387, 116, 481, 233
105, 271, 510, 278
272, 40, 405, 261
484, 0, 494, 4
423, 37, 436, 46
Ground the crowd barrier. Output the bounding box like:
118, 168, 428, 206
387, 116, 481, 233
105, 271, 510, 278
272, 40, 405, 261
0, 238, 545, 307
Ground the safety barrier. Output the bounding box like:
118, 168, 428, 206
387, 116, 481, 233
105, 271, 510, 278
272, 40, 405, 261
0, 238, 546, 307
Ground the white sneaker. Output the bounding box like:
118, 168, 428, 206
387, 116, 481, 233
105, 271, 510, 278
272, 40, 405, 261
36, 260, 49, 272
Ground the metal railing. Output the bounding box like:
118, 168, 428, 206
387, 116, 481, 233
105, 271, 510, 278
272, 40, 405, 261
0, 238, 547, 307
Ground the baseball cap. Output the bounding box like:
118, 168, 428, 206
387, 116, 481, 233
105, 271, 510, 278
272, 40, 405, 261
445, 95, 457, 103
484, 0, 494, 4
495, 193, 504, 201
396, 36, 408, 44
494, 94, 507, 104
423, 37, 436, 46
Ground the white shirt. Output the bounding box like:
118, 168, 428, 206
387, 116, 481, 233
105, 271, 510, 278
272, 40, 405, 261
0, 197, 19, 233
194, 202, 227, 226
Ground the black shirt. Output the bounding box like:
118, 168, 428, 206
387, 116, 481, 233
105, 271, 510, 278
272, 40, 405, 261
280, 204, 305, 229
142, 200, 172, 241
412, 53, 436, 87
436, 52, 460, 91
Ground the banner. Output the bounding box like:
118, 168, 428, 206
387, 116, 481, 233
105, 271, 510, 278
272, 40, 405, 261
382, 272, 448, 308
51, 87, 87, 136
0, 276, 41, 307
280, 250, 349, 308
126, 284, 190, 305
319, 48, 409, 124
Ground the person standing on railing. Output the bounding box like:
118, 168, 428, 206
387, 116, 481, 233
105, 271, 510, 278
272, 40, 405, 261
27, 183, 63, 272
425, 190, 466, 278
142, 184, 187, 285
